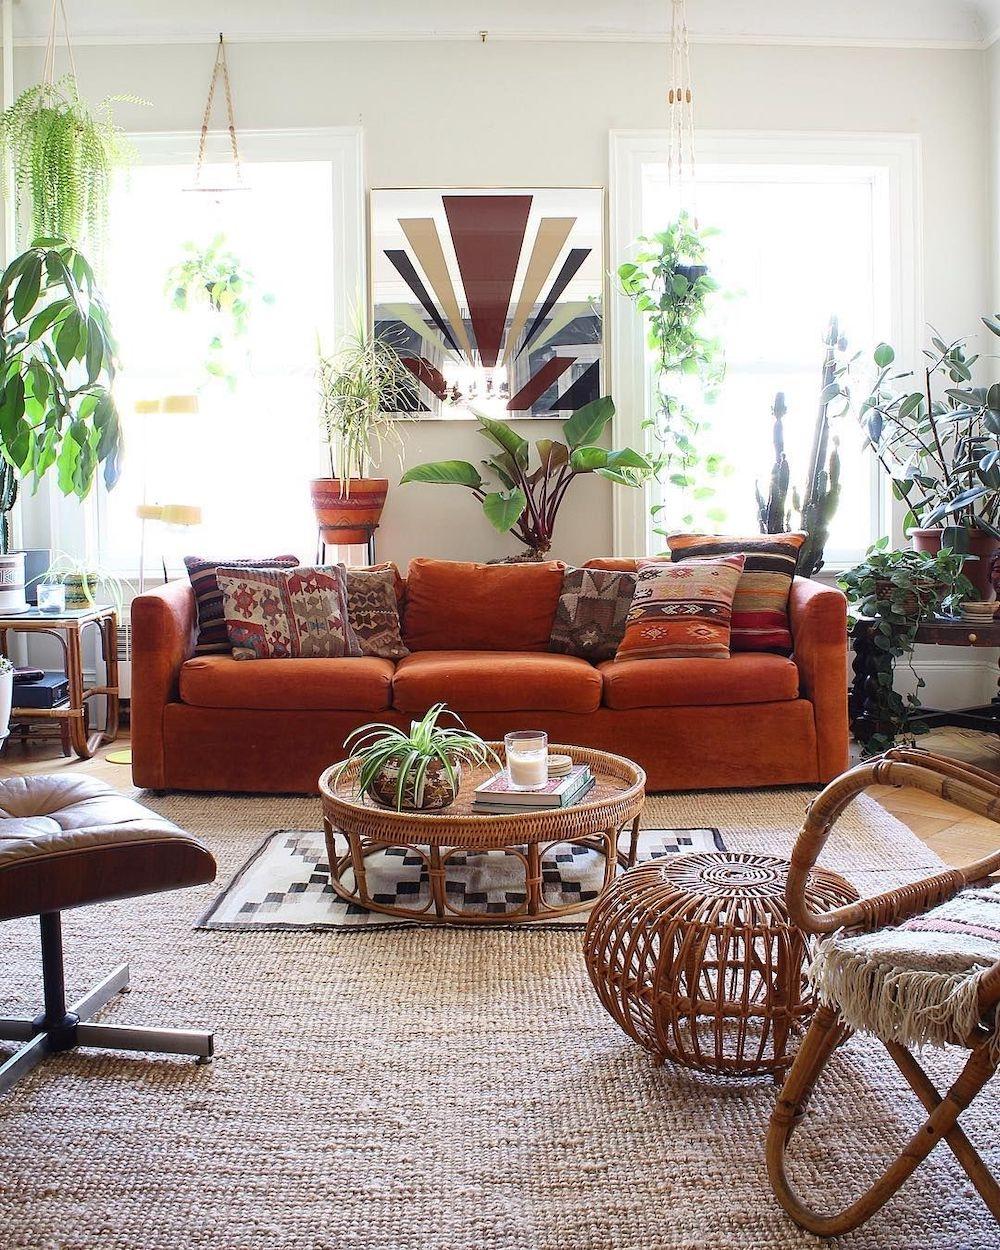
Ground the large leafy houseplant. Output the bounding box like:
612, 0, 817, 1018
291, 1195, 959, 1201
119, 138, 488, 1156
400, 396, 654, 558
335, 703, 499, 812
618, 211, 728, 533
0, 76, 137, 247
839, 540, 973, 755
860, 328, 1000, 592
0, 239, 123, 553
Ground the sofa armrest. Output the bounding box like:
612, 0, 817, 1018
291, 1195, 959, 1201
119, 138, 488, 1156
789, 576, 850, 783
130, 580, 197, 789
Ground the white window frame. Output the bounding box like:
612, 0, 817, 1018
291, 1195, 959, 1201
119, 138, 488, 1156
609, 130, 922, 562
90, 126, 365, 574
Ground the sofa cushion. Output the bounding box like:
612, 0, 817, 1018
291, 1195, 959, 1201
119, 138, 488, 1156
184, 553, 299, 654
218, 564, 359, 660
599, 653, 800, 709
615, 555, 746, 662
345, 566, 409, 660
402, 558, 564, 651
392, 651, 602, 714
549, 566, 637, 662
179, 655, 394, 711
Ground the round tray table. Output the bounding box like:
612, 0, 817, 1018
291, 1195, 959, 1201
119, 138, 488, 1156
318, 743, 646, 924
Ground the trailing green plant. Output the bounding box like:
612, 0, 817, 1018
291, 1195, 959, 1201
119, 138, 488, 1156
839, 540, 974, 755
40, 553, 132, 618
400, 396, 654, 557
755, 317, 854, 576
335, 703, 500, 811
0, 75, 139, 248
317, 323, 414, 483
166, 235, 273, 390
0, 238, 123, 513
860, 327, 1000, 551
618, 210, 728, 533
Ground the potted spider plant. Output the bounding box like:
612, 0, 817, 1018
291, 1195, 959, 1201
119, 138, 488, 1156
336, 704, 499, 812
313, 325, 414, 546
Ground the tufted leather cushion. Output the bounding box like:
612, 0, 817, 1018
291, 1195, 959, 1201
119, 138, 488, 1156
0, 776, 216, 923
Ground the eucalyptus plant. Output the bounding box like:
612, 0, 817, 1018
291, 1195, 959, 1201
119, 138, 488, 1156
839, 539, 973, 755
400, 396, 654, 557
0, 76, 138, 247
0, 238, 123, 509
860, 328, 1000, 550
618, 211, 728, 532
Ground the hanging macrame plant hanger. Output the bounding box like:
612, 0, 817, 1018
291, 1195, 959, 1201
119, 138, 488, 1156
185, 34, 249, 193
666, 0, 698, 224
40, 0, 78, 91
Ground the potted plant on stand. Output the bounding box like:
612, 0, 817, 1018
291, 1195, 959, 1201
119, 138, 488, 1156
313, 326, 413, 549
860, 331, 1000, 597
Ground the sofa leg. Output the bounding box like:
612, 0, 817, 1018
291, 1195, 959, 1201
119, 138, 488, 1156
0, 911, 213, 1096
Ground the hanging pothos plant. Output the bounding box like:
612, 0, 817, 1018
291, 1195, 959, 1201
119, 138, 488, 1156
165, 235, 274, 390
618, 210, 729, 534
0, 76, 139, 248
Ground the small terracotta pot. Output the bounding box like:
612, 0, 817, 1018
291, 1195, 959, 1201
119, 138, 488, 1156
310, 478, 388, 546
367, 757, 458, 811
909, 527, 1000, 601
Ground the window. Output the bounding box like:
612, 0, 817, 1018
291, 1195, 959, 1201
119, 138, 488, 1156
611, 133, 918, 564
95, 129, 363, 576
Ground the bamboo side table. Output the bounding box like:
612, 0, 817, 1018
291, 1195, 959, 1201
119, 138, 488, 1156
0, 605, 119, 760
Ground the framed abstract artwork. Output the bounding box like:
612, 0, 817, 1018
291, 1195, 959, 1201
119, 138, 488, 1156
370, 187, 604, 418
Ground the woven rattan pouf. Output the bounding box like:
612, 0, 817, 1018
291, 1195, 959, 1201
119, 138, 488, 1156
584, 852, 859, 1079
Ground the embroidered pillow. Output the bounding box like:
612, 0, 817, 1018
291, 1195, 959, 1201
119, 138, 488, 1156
184, 554, 299, 655
345, 566, 409, 661
548, 567, 637, 662
217, 564, 360, 661
667, 532, 806, 655
614, 555, 745, 662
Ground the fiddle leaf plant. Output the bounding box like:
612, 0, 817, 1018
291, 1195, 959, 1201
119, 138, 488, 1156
839, 540, 974, 755
618, 210, 729, 533
400, 396, 654, 557
0, 238, 123, 506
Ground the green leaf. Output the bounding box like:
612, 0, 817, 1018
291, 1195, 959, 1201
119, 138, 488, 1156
873, 342, 895, 368
11, 255, 42, 323
473, 413, 529, 467
482, 488, 527, 533
27, 297, 71, 344
562, 396, 614, 448
400, 460, 483, 488
54, 312, 81, 369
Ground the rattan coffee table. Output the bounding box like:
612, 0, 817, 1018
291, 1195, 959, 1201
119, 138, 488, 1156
318, 744, 646, 924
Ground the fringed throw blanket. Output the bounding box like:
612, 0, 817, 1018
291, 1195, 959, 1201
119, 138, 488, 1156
810, 880, 1000, 1059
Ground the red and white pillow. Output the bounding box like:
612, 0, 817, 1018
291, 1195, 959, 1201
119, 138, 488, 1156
217, 564, 360, 660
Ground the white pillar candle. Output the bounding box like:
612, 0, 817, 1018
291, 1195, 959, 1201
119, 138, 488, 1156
505, 731, 549, 791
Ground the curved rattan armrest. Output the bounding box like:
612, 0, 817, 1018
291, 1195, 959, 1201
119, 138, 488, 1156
786, 748, 1000, 938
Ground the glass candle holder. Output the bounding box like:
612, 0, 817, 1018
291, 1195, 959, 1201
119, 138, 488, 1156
37, 583, 66, 614
505, 730, 549, 791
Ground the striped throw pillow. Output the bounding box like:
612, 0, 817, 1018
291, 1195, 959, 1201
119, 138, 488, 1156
184, 555, 300, 654
667, 533, 806, 655
614, 554, 745, 662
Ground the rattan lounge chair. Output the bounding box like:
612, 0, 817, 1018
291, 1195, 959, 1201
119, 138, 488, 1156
766, 747, 1000, 1236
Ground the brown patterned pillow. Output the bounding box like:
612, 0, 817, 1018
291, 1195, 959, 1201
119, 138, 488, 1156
345, 567, 409, 661
548, 567, 637, 662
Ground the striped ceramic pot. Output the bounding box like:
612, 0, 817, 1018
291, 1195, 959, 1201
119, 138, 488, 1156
0, 552, 27, 613
310, 478, 388, 546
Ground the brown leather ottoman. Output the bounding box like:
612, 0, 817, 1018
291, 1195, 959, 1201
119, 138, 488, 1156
0, 775, 216, 1095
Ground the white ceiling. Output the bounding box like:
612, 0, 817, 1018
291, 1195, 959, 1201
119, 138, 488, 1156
9, 0, 1000, 49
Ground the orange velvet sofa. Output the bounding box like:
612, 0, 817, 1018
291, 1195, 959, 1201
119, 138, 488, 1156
130, 558, 849, 794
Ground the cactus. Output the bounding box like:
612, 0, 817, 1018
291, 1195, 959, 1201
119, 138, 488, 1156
0, 457, 17, 555
756, 317, 849, 577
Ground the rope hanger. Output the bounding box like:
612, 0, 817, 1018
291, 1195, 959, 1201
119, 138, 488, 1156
666, 0, 698, 218
190, 33, 248, 193
40, 0, 78, 87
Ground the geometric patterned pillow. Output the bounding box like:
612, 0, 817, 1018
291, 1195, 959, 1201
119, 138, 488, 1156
614, 554, 746, 662
548, 567, 637, 662
217, 564, 361, 661
666, 532, 806, 655
184, 554, 299, 655
344, 567, 409, 661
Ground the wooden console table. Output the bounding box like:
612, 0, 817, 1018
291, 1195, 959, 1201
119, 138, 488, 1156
0, 605, 119, 760
851, 615, 1000, 738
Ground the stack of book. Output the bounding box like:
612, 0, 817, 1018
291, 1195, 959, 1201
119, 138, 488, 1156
472, 764, 594, 814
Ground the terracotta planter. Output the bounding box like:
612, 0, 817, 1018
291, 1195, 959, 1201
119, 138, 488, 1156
367, 757, 458, 811
310, 478, 388, 546
909, 527, 1000, 601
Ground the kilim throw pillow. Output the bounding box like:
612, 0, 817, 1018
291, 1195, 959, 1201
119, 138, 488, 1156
614, 554, 745, 662
345, 566, 410, 661
217, 564, 360, 661
184, 554, 299, 654
548, 566, 637, 662
667, 532, 806, 655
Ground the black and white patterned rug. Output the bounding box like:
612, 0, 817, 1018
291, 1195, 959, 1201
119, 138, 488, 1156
198, 826, 727, 932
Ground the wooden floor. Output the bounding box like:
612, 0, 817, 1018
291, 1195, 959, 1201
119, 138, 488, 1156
1, 726, 998, 869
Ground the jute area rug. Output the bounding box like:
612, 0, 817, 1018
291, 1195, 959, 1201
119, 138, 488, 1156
0, 786, 997, 1250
